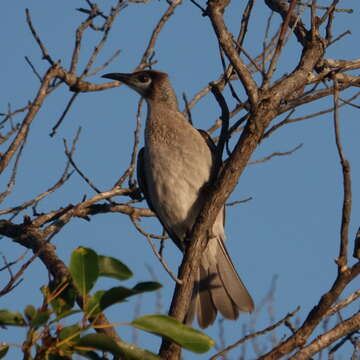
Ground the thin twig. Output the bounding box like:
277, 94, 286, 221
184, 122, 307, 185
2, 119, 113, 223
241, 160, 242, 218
24, 56, 42, 81
81, 2, 125, 77
0, 251, 28, 274
328, 30, 351, 47
226, 197, 252, 207
295, 1, 353, 14
333, 79, 351, 271
50, 92, 79, 137
210, 307, 300, 360
130, 217, 181, 284
264, 0, 298, 85
189, 0, 206, 14
237, 0, 256, 50
320, 0, 340, 25
264, 91, 360, 139
63, 129, 104, 195
25, 9, 54, 65
248, 144, 302, 165
145, 264, 163, 313
182, 93, 193, 125
85, 49, 121, 78
139, 0, 182, 67
0, 128, 81, 216
0, 138, 27, 204
324, 289, 360, 318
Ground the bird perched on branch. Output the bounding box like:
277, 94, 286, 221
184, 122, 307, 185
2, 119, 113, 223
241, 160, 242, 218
102, 70, 254, 328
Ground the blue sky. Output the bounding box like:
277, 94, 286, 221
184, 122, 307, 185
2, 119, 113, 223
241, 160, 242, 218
1, 1, 359, 359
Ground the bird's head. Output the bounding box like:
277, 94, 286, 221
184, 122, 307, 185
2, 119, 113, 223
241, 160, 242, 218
102, 70, 178, 107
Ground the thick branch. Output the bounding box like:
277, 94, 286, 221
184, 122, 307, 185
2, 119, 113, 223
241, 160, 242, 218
290, 310, 360, 360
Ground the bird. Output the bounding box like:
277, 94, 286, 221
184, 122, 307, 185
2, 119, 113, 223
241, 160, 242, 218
102, 70, 254, 328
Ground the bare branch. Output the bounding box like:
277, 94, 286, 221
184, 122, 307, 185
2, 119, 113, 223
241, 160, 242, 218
139, 0, 183, 67
0, 137, 27, 204
50, 92, 80, 137
257, 262, 360, 360
130, 217, 181, 284
237, 0, 256, 49
295, 1, 353, 14
325, 289, 360, 318
206, 0, 259, 108
264, 91, 360, 138
264, 0, 298, 85
0, 130, 81, 215
24, 56, 42, 81
333, 79, 352, 271
0, 219, 121, 341
248, 143, 302, 165
226, 197, 252, 207
0, 65, 58, 175
210, 307, 300, 360
25, 8, 54, 65
290, 311, 360, 360
85, 49, 121, 78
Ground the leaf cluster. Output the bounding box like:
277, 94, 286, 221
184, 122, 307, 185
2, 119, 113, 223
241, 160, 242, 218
0, 247, 213, 359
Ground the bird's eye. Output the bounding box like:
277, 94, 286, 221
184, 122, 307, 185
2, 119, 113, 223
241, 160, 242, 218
138, 74, 150, 83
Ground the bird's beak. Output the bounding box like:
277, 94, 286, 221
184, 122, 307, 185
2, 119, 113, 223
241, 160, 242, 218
102, 73, 132, 84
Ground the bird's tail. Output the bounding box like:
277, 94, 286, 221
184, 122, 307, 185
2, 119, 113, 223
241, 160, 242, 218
186, 237, 254, 329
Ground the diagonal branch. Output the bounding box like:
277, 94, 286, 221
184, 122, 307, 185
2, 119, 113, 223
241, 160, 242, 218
290, 310, 360, 360
206, 0, 259, 108
333, 79, 352, 271
25, 8, 54, 65
0, 65, 58, 175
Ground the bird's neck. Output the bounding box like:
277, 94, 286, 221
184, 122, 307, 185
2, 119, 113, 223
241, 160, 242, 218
144, 100, 188, 146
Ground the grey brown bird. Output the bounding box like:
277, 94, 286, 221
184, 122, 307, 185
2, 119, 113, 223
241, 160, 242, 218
102, 70, 254, 328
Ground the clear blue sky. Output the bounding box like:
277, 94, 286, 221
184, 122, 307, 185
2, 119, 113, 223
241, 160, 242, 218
1, 1, 359, 359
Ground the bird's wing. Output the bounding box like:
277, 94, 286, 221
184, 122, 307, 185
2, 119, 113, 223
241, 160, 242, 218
137, 147, 183, 249
137, 147, 155, 213
196, 129, 226, 226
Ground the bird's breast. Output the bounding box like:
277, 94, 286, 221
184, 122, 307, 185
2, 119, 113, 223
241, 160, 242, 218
144, 113, 213, 240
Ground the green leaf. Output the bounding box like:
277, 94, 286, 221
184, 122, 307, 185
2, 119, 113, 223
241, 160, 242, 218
90, 282, 161, 313
50, 309, 81, 325
116, 340, 161, 360
98, 255, 133, 280
132, 281, 162, 293
59, 324, 81, 342
75, 334, 160, 360
0, 310, 26, 326
47, 354, 71, 360
69, 247, 99, 296
131, 315, 214, 354
31, 310, 51, 329
0, 345, 9, 359
85, 291, 106, 317
74, 350, 102, 360
24, 305, 36, 321
99, 286, 135, 311
48, 280, 76, 315
75, 334, 121, 355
